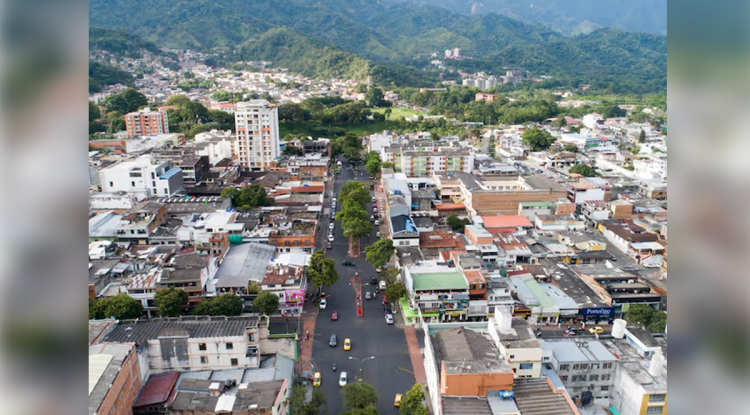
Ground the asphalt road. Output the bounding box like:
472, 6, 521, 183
311, 159, 415, 415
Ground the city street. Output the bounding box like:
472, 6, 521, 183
310, 159, 417, 415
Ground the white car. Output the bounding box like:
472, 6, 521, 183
332, 197, 337, 203
328, 234, 334, 242
319, 299, 327, 310
376, 231, 381, 238
385, 314, 394, 325
339, 372, 348, 387
329, 223, 335, 230
379, 280, 387, 290
374, 220, 379, 225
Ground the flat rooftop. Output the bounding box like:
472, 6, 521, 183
412, 271, 468, 291
513, 378, 578, 415
540, 339, 617, 363
103, 316, 260, 345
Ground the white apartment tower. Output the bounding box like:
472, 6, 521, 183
234, 100, 280, 171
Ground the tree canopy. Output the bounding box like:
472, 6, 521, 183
624, 304, 667, 333
365, 87, 385, 107
308, 251, 340, 290
365, 238, 395, 270
522, 127, 556, 151
221, 185, 272, 210
103, 88, 147, 115
342, 382, 379, 411
446, 215, 471, 233
364, 151, 382, 176
193, 294, 244, 316
252, 291, 280, 316
384, 282, 407, 304
568, 164, 598, 177
89, 294, 143, 320
287, 385, 329, 415
399, 383, 428, 415
338, 182, 370, 209
154, 287, 188, 317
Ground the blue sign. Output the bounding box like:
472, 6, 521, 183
581, 307, 614, 317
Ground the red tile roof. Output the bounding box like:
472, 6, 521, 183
134, 372, 179, 408
464, 270, 486, 284
435, 203, 466, 211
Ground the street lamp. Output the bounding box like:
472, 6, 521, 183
349, 356, 376, 381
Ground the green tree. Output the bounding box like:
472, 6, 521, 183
247, 281, 262, 295
522, 127, 556, 151
384, 108, 392, 119
638, 129, 646, 143
89, 101, 101, 121
563, 144, 579, 153
384, 282, 407, 304
283, 145, 305, 156
380, 268, 400, 285
288, 385, 329, 415
365, 87, 384, 107
446, 215, 471, 233
624, 304, 666, 332
341, 407, 379, 415
365, 157, 382, 177
487, 136, 496, 159
308, 251, 340, 291
399, 383, 428, 415
89, 294, 143, 320
154, 287, 188, 317
223, 185, 272, 210
569, 164, 598, 177
166, 94, 192, 108
342, 382, 379, 410
340, 202, 371, 239
555, 117, 568, 129
252, 291, 280, 315
344, 147, 362, 164
365, 238, 395, 269
104, 88, 148, 115
382, 162, 395, 169
339, 182, 370, 208
193, 294, 244, 316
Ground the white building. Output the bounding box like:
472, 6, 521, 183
99, 155, 184, 197
582, 113, 603, 129
192, 129, 236, 165
234, 100, 280, 171
487, 310, 543, 378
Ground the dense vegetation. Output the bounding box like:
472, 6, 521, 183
393, 0, 667, 36
89, 26, 162, 59
89, 61, 132, 93
90, 0, 666, 93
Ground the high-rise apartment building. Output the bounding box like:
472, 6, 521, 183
124, 108, 169, 137
234, 100, 280, 171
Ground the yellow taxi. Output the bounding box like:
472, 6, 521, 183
589, 326, 604, 334
344, 338, 352, 351
313, 372, 321, 387
394, 393, 403, 407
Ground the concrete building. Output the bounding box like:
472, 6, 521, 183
89, 342, 142, 415
262, 262, 308, 317
404, 263, 470, 323
103, 316, 265, 373
99, 155, 184, 198
488, 309, 543, 378
125, 108, 169, 137
540, 339, 618, 405
235, 100, 280, 171
191, 130, 236, 166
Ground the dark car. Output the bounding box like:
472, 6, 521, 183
370, 277, 378, 285
329, 334, 338, 347
341, 260, 355, 267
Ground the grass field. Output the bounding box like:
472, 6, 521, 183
369, 107, 428, 119
280, 121, 392, 139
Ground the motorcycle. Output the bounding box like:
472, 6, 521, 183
332, 364, 337, 372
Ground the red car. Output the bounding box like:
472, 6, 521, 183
331, 311, 338, 321
327, 243, 333, 250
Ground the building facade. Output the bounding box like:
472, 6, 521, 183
125, 108, 169, 137
235, 100, 280, 171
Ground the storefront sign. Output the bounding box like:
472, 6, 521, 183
285, 290, 305, 303
581, 307, 614, 317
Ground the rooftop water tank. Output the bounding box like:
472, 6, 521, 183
612, 318, 627, 339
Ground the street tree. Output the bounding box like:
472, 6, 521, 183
193, 294, 244, 316
342, 382, 379, 410
381, 162, 395, 169
89, 294, 143, 320
380, 267, 400, 285
365, 157, 381, 176
384, 282, 407, 304
308, 251, 339, 291
569, 164, 598, 177
339, 182, 370, 208
522, 127, 556, 151
365, 238, 395, 269
344, 147, 362, 164
252, 291, 280, 316
624, 304, 667, 333
399, 383, 428, 415
155, 287, 188, 317
288, 385, 329, 415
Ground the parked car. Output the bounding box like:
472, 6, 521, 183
385, 314, 394, 325
328, 234, 334, 242
313, 372, 321, 387
379, 280, 387, 290
589, 326, 604, 334
332, 197, 337, 203
622, 266, 638, 271
331, 311, 338, 321
370, 215, 375, 222
329, 334, 338, 347
339, 372, 348, 387
374, 220, 379, 225
342, 260, 355, 266
327, 243, 332, 250
365, 291, 373, 300
343, 338, 351, 351
372, 197, 376, 202
376, 231, 381, 238
319, 299, 327, 310
329, 223, 335, 230
394, 394, 403, 407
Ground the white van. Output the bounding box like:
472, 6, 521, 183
379, 280, 387, 290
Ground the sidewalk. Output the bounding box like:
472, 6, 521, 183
404, 326, 427, 383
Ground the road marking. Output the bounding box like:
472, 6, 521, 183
397, 366, 414, 375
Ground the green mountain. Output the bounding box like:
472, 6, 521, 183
89, 27, 162, 58
89, 0, 666, 92
387, 0, 667, 36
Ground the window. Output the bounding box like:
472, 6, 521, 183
131, 181, 136, 187
646, 407, 664, 414
519, 363, 533, 370
248, 333, 255, 342
591, 363, 600, 370
198, 343, 207, 351
589, 374, 599, 381
226, 342, 233, 350
200, 356, 208, 364
231, 358, 239, 366
600, 386, 609, 392
109, 181, 113, 187
603, 363, 613, 369
572, 364, 581, 370
601, 374, 611, 381
649, 394, 666, 402
560, 376, 568, 382
509, 355, 515, 359
559, 364, 570, 371
543, 356, 550, 361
